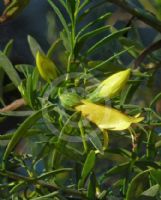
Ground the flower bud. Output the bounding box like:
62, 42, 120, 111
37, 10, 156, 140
36, 51, 58, 82
89, 69, 131, 101
59, 92, 81, 109
75, 100, 144, 131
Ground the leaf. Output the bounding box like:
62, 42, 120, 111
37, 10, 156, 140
78, 1, 106, 22
100, 162, 130, 183
87, 173, 96, 200
141, 184, 160, 197
78, 150, 96, 188
150, 169, 161, 185
0, 51, 21, 87
135, 160, 160, 170
31, 191, 59, 200
27, 35, 44, 58
15, 64, 34, 78
120, 77, 144, 104
9, 181, 26, 195
52, 140, 84, 163
0, 110, 33, 117
88, 48, 133, 71
119, 37, 143, 58
79, 0, 90, 11
37, 168, 72, 180
138, 0, 159, 17
3, 39, 14, 56
126, 170, 151, 200
76, 13, 111, 39
0, 133, 13, 140
77, 25, 111, 50
87, 60, 124, 72
66, 0, 76, 20
48, 0, 71, 42
150, 92, 161, 108
60, 30, 72, 52
26, 74, 34, 107
47, 38, 61, 58
88, 132, 103, 154
3, 105, 54, 164
86, 27, 131, 55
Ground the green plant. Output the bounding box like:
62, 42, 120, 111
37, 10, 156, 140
0, 0, 161, 199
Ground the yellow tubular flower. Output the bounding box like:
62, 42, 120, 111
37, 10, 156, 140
36, 51, 58, 82
75, 100, 144, 131
89, 69, 131, 101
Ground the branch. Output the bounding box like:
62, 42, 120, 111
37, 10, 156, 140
0, 98, 26, 112
134, 39, 161, 69
108, 0, 161, 33
0, 169, 87, 199
3, 0, 11, 6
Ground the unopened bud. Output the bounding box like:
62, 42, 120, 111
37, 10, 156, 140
36, 51, 58, 82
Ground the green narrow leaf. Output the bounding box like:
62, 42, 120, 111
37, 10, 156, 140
141, 184, 160, 197
86, 27, 131, 56
66, 0, 76, 20
9, 181, 26, 195
3, 105, 54, 164
76, 13, 111, 39
88, 47, 133, 71
150, 92, 161, 108
126, 169, 151, 200
48, 0, 71, 42
79, 0, 90, 11
100, 162, 130, 183
59, 0, 72, 20
15, 64, 34, 78
60, 30, 72, 52
52, 140, 84, 163
0, 111, 32, 117
78, 26, 110, 43
37, 168, 72, 180
78, 1, 106, 22
27, 35, 44, 58
47, 38, 61, 58
31, 191, 59, 200
87, 173, 96, 200
150, 169, 161, 185
0, 133, 13, 140
78, 150, 96, 188
3, 39, 14, 57
123, 77, 144, 104
88, 132, 103, 154
0, 51, 21, 87
76, 26, 111, 53
26, 74, 34, 107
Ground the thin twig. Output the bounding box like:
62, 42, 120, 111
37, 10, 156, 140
108, 0, 161, 33
0, 169, 87, 199
134, 39, 161, 69
0, 98, 26, 112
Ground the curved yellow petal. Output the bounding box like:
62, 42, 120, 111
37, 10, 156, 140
36, 51, 58, 82
75, 100, 144, 131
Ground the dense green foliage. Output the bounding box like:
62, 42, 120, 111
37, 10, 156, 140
0, 0, 161, 199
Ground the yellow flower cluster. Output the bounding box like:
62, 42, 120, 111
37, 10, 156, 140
35, 52, 144, 132
77, 69, 144, 131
